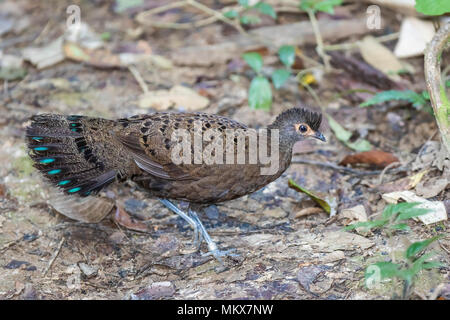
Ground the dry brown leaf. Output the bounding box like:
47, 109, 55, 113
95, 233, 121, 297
139, 85, 210, 111
376, 170, 428, 193
113, 206, 149, 233
295, 207, 324, 218
22, 37, 65, 69
64, 42, 122, 68
358, 36, 406, 80
340, 150, 399, 168
394, 17, 435, 58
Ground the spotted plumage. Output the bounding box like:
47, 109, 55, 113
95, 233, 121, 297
26, 107, 324, 204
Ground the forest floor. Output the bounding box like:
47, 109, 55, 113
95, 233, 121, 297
0, 0, 449, 300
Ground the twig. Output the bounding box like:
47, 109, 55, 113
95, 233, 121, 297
43, 237, 65, 276
306, 9, 331, 71
323, 32, 399, 51
302, 82, 323, 109
0, 238, 21, 253
291, 158, 406, 176
186, 0, 246, 35
424, 22, 450, 157
128, 65, 149, 94
136, 0, 246, 35
377, 161, 401, 185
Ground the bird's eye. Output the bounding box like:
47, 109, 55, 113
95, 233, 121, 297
299, 125, 307, 133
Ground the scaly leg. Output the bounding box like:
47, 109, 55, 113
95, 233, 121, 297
159, 199, 202, 250
188, 208, 238, 265
160, 199, 238, 265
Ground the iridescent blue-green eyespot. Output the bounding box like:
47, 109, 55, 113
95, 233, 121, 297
39, 158, 55, 164
34, 147, 48, 151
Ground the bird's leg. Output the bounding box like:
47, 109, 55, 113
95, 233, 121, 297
159, 199, 202, 250
188, 208, 239, 265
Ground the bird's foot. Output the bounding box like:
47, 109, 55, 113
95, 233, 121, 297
160, 199, 239, 270
202, 247, 239, 262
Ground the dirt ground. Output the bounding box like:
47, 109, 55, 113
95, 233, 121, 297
0, 0, 449, 300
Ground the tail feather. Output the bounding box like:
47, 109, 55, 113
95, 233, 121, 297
26, 114, 120, 197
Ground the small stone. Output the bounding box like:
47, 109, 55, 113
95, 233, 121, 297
297, 265, 331, 291
22, 233, 38, 242
131, 281, 176, 300
124, 198, 148, 216
4, 260, 31, 269
108, 231, 126, 244
21, 283, 38, 300
78, 263, 98, 278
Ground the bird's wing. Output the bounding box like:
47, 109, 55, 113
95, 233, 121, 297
116, 132, 193, 180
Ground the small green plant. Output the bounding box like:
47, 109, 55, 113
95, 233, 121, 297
345, 202, 431, 233
327, 115, 372, 152
345, 202, 443, 298
224, 0, 276, 26
360, 90, 429, 109
365, 235, 443, 298
415, 0, 450, 16
243, 45, 295, 110
299, 0, 343, 14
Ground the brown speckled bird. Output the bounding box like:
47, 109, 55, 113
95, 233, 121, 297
26, 107, 325, 263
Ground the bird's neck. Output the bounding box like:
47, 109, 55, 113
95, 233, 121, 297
263, 127, 294, 176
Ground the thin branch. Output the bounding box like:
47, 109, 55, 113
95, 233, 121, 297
323, 32, 399, 51
306, 9, 331, 72
187, 0, 246, 35
43, 237, 65, 276
291, 158, 406, 176
424, 22, 450, 157
136, 0, 246, 35
128, 65, 149, 94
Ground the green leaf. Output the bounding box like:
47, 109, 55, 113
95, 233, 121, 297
327, 116, 352, 141
254, 2, 277, 19
300, 0, 343, 14
346, 139, 372, 152
366, 262, 401, 280
240, 15, 261, 25
239, 0, 250, 7
389, 223, 410, 231
278, 45, 295, 68
360, 90, 428, 108
327, 115, 372, 151
242, 52, 263, 73
114, 0, 144, 13
248, 76, 272, 110
271, 69, 291, 89
344, 219, 388, 231
382, 202, 421, 219
415, 0, 450, 16
288, 179, 331, 214
223, 10, 239, 19
406, 235, 444, 260
0, 67, 27, 80
314, 0, 343, 14
100, 32, 111, 41
395, 207, 431, 221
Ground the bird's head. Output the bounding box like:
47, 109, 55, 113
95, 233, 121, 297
270, 107, 325, 146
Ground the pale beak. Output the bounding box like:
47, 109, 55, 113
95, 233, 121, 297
313, 131, 326, 142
